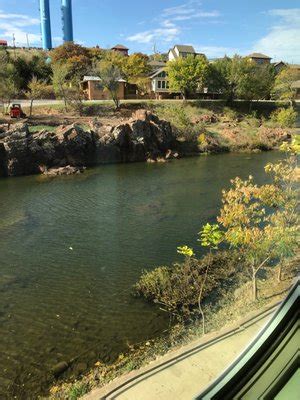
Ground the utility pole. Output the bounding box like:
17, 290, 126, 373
12, 33, 16, 58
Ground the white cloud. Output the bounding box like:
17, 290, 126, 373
127, 0, 220, 46
0, 9, 40, 46
253, 8, 300, 63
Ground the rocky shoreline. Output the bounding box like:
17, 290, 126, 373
0, 108, 291, 178
0, 110, 178, 177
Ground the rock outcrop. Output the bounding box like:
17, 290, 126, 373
0, 111, 177, 177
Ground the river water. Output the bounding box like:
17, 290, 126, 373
0, 151, 282, 397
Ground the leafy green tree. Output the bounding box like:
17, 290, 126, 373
0, 51, 18, 113
197, 223, 223, 334
96, 61, 123, 109
26, 76, 50, 116
121, 53, 151, 81
272, 67, 300, 105
167, 55, 209, 100
52, 63, 70, 111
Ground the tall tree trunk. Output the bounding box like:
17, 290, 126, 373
252, 273, 257, 301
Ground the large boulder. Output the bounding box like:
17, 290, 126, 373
0, 111, 177, 177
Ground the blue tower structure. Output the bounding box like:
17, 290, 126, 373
61, 0, 74, 42
39, 0, 52, 50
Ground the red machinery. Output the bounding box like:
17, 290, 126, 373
9, 104, 27, 119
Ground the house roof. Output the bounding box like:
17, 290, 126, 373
272, 61, 286, 67
148, 60, 166, 67
82, 76, 126, 83
173, 44, 196, 53
291, 80, 300, 89
248, 52, 271, 59
149, 67, 166, 79
111, 44, 129, 50
0, 39, 7, 44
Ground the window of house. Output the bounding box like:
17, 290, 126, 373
162, 81, 166, 89
157, 80, 162, 89
166, 81, 169, 89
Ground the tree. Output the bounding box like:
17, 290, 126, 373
26, 76, 50, 116
167, 55, 209, 99
197, 223, 223, 334
96, 61, 122, 109
272, 67, 300, 105
51, 42, 92, 81
52, 63, 70, 111
121, 53, 151, 81
218, 177, 275, 301
0, 51, 18, 113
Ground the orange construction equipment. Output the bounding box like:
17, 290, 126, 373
9, 104, 27, 119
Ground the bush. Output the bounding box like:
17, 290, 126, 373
270, 107, 297, 128
133, 251, 239, 320
155, 104, 202, 141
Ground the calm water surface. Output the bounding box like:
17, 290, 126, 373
0, 152, 282, 397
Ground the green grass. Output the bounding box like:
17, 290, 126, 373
28, 125, 57, 133
67, 382, 89, 400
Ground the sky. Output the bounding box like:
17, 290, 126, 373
0, 0, 299, 62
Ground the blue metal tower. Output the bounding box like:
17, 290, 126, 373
39, 0, 52, 50
61, 0, 74, 42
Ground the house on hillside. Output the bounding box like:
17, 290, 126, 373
168, 45, 205, 61
272, 61, 286, 73
148, 60, 166, 71
0, 39, 7, 47
111, 44, 129, 56
247, 52, 272, 64
149, 68, 175, 99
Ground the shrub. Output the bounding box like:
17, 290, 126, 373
67, 382, 89, 400
133, 251, 239, 320
222, 107, 239, 121
270, 107, 297, 128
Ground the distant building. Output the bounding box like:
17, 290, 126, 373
272, 61, 286, 73
291, 80, 300, 99
0, 39, 7, 47
247, 52, 272, 64
82, 76, 126, 100
148, 60, 166, 71
149, 68, 173, 99
111, 44, 129, 56
168, 45, 205, 62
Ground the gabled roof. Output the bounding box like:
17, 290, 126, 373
248, 52, 271, 59
148, 60, 166, 67
149, 67, 167, 79
173, 44, 196, 53
82, 76, 126, 83
112, 44, 129, 50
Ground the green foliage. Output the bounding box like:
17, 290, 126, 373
270, 107, 297, 128
272, 67, 300, 102
177, 245, 194, 257
167, 55, 209, 99
198, 223, 223, 249
51, 42, 92, 81
96, 61, 122, 109
67, 382, 89, 400
26, 76, 51, 116
134, 251, 238, 319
